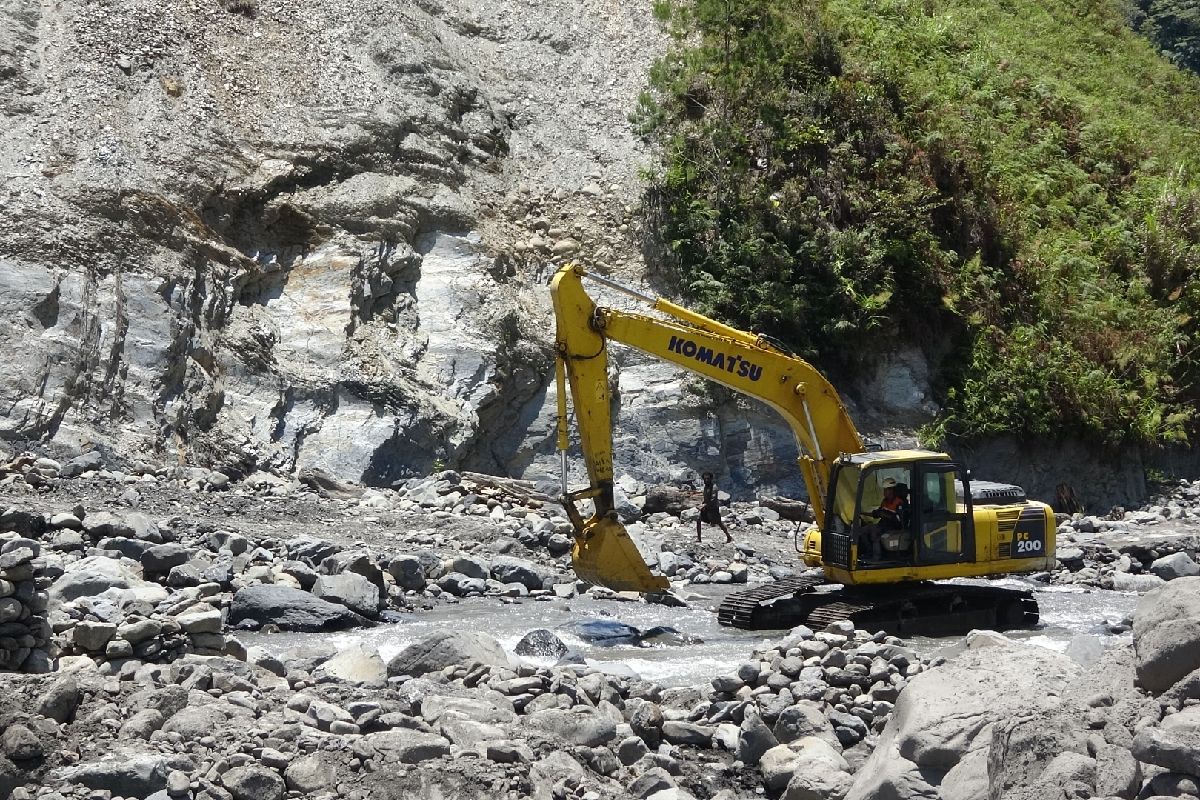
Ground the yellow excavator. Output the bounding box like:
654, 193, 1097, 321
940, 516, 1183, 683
551, 263, 1057, 635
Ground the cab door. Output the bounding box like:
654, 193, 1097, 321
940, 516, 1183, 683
914, 463, 974, 565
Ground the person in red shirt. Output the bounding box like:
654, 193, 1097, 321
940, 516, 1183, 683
860, 478, 906, 561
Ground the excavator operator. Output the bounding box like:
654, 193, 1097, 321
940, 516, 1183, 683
859, 478, 909, 561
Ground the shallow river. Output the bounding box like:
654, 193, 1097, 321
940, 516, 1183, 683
245, 579, 1138, 687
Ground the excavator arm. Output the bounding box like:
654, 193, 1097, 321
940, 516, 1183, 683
551, 263, 864, 592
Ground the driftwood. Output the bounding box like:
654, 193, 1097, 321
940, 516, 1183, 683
297, 466, 364, 500
459, 471, 556, 503
643, 485, 694, 515
760, 496, 814, 522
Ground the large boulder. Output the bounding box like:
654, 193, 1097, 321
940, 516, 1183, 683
845, 634, 1083, 800
319, 644, 387, 684
783, 737, 853, 800
50, 556, 141, 601
387, 556, 426, 591
1131, 715, 1200, 777
386, 631, 508, 677
490, 557, 553, 590
1150, 552, 1200, 581
363, 730, 451, 764
311, 572, 381, 617
221, 765, 285, 800
514, 629, 569, 659
1134, 576, 1200, 692
61, 754, 193, 795
229, 585, 369, 632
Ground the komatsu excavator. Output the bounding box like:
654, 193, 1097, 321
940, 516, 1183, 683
551, 263, 1057, 635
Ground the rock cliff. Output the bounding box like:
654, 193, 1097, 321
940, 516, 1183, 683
0, 0, 688, 486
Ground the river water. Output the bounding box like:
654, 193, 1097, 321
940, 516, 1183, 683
245, 579, 1138, 687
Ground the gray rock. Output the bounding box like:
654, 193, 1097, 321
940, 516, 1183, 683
167, 769, 191, 796
419, 693, 516, 725
491, 557, 552, 590
386, 631, 508, 677
437, 571, 487, 595
526, 706, 618, 746
119, 709, 165, 740
660, 721, 713, 747
230, 584, 369, 632
446, 555, 489, 579
50, 556, 139, 600
618, 735, 650, 765
1151, 552, 1200, 581
986, 710, 1092, 798
782, 737, 853, 800
1, 725, 41, 761
738, 710, 778, 765
514, 628, 568, 659
364, 729, 451, 763
72, 621, 117, 651
441, 717, 507, 748
141, 544, 190, 576
221, 765, 285, 800
1135, 576, 1200, 692
284, 754, 337, 793
62, 754, 190, 794
530, 751, 586, 800
629, 767, 675, 798
485, 741, 532, 763
311, 572, 381, 617
631, 701, 665, 747
1132, 724, 1200, 776
774, 701, 839, 748
175, 608, 222, 634
1112, 571, 1167, 592
162, 706, 228, 739
1094, 742, 1141, 798
760, 744, 801, 793
118, 618, 162, 644
645, 790, 697, 800
845, 635, 1081, 800
320, 644, 386, 684
36, 676, 80, 723
82, 511, 135, 539
387, 556, 426, 591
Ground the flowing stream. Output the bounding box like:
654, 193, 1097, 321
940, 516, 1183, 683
245, 579, 1138, 687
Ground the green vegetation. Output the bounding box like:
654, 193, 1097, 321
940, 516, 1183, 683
637, 0, 1200, 448
1131, 0, 1200, 74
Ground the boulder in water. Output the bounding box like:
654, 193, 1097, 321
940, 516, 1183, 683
229, 585, 370, 632
515, 629, 568, 659
386, 631, 509, 677
558, 618, 643, 646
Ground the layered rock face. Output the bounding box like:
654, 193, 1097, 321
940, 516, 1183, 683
0, 0, 691, 486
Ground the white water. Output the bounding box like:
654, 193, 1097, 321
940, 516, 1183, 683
244, 580, 1139, 687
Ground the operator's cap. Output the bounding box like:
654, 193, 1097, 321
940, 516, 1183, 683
881, 477, 897, 489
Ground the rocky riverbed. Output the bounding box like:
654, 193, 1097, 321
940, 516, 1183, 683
0, 453, 1198, 798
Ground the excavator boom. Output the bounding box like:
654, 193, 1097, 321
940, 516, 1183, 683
551, 263, 862, 591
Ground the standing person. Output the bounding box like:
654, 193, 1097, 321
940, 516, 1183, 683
697, 471, 733, 543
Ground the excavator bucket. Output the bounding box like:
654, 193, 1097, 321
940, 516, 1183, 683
572, 515, 670, 593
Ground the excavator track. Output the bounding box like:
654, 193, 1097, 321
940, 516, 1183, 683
718, 578, 1039, 637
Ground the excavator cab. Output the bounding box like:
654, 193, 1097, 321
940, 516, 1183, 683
819, 451, 977, 584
